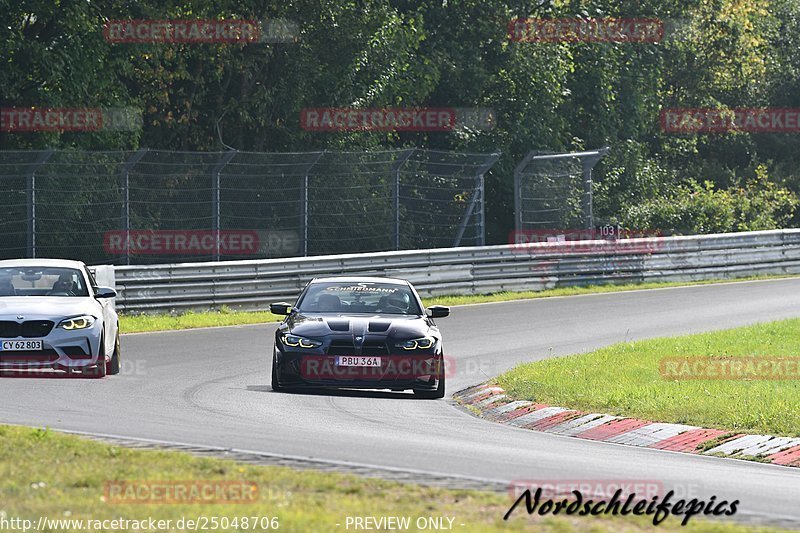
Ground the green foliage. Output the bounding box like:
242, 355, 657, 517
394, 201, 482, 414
620, 166, 798, 234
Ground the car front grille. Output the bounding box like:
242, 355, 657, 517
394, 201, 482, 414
362, 341, 389, 356
327, 339, 389, 356
0, 348, 59, 362
327, 340, 355, 356
0, 320, 55, 338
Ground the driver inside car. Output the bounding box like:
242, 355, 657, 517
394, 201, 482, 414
380, 293, 410, 312
50, 273, 76, 295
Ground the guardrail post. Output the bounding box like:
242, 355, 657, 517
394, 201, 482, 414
211, 150, 237, 261
120, 148, 148, 265
26, 149, 54, 258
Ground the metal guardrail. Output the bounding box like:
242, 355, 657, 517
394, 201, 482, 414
107, 229, 800, 313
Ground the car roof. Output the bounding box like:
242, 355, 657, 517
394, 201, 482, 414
310, 276, 410, 286
0, 258, 87, 269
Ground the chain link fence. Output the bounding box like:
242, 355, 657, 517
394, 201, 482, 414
513, 147, 609, 232
0, 149, 499, 264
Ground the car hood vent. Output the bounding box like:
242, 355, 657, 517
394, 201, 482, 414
368, 321, 391, 332
326, 319, 351, 332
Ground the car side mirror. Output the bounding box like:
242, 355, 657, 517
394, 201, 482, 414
270, 302, 293, 315
95, 286, 117, 299
425, 305, 449, 318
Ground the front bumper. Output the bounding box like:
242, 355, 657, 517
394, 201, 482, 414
0, 320, 104, 370
274, 347, 443, 390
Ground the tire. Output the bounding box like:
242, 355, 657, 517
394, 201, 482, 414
413, 359, 445, 399
271, 354, 284, 392
106, 330, 120, 375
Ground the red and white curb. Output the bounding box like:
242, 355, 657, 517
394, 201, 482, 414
454, 383, 800, 467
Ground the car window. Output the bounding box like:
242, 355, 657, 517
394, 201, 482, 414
0, 267, 90, 297
296, 282, 422, 315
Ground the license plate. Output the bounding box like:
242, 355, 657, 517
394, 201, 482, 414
336, 356, 381, 367
1, 340, 43, 351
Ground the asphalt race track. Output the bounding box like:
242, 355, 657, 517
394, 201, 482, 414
2, 278, 800, 527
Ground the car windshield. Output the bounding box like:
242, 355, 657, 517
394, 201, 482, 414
297, 281, 422, 315
0, 267, 89, 297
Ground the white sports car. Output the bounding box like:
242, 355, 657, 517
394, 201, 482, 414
0, 259, 120, 377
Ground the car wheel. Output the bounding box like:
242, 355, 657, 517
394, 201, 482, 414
413, 364, 445, 399
271, 354, 284, 392
106, 330, 121, 375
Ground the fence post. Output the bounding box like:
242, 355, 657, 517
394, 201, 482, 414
120, 148, 148, 265
477, 172, 486, 246
300, 151, 325, 256
581, 159, 593, 230
581, 146, 610, 230
302, 174, 308, 256
513, 151, 536, 233
211, 150, 238, 261
453, 152, 500, 247
391, 149, 416, 250
515, 147, 609, 232
393, 170, 399, 250
26, 149, 54, 258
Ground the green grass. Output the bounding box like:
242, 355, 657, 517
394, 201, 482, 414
496, 319, 800, 437
0, 425, 783, 532
119, 274, 798, 334
120, 307, 281, 333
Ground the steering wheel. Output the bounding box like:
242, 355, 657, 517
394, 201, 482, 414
47, 290, 74, 296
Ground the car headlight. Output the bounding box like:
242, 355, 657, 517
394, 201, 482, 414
58, 315, 96, 330
282, 334, 322, 349
396, 337, 435, 350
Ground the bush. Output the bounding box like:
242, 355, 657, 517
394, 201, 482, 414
620, 165, 798, 234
